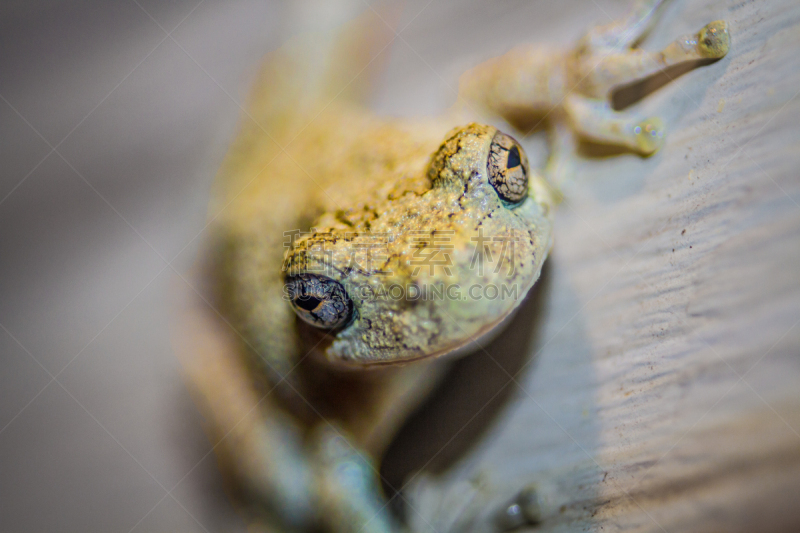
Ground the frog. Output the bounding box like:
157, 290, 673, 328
174, 1, 729, 531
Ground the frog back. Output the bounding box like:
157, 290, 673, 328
205, 10, 452, 399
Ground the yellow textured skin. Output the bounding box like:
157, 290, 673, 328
175, 2, 730, 531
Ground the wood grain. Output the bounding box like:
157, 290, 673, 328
373, 1, 800, 531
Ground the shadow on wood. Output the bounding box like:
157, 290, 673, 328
380, 263, 554, 512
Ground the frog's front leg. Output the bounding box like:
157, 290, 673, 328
460, 1, 729, 156
562, 12, 729, 153
175, 288, 398, 533
562, 94, 667, 154
457, 0, 669, 120
313, 425, 399, 533
582, 0, 668, 50
578, 20, 731, 100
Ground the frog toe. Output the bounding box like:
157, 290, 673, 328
634, 117, 665, 155
698, 21, 731, 59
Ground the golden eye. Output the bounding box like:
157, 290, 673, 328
285, 274, 354, 330
487, 131, 529, 206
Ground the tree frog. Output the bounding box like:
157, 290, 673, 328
175, 1, 729, 531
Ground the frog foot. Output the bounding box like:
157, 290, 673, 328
496, 485, 543, 531
634, 117, 665, 155
697, 21, 731, 59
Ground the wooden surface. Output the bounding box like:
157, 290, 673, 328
375, 1, 800, 531
1, 1, 798, 531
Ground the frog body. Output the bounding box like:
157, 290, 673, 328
175, 2, 729, 531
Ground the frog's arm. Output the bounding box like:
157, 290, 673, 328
174, 279, 313, 529
561, 19, 729, 154
458, 0, 729, 155
174, 277, 401, 533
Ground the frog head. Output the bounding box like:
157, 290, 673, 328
283, 124, 553, 366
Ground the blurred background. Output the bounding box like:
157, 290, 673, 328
2, 1, 799, 532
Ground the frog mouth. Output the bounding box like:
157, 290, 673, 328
359, 302, 527, 367
319, 264, 543, 369
296, 298, 528, 369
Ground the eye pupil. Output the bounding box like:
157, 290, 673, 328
487, 131, 529, 206
507, 145, 522, 170
296, 295, 322, 312
285, 274, 354, 330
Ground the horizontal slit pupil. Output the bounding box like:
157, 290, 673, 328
296, 295, 322, 312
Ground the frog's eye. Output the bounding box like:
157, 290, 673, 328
487, 131, 529, 206
285, 274, 354, 330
